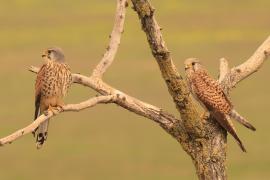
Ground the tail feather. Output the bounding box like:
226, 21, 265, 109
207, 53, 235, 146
223, 115, 247, 152
213, 111, 247, 152
34, 101, 49, 149
230, 109, 256, 131
35, 120, 49, 149
234, 135, 247, 152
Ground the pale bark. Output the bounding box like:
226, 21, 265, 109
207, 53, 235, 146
0, 0, 178, 147
0, 1, 269, 180
0, 96, 115, 146
219, 36, 270, 92
131, 0, 268, 179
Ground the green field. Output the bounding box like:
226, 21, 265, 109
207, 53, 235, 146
0, 0, 269, 179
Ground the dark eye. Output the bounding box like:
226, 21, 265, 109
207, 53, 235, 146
47, 50, 52, 54
191, 62, 196, 66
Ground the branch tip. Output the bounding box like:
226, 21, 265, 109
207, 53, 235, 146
91, 0, 127, 78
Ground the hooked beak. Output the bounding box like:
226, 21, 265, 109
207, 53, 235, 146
41, 53, 47, 58
184, 65, 189, 70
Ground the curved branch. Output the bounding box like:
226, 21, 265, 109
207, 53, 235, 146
223, 36, 270, 89
29, 66, 178, 130
2, 1, 268, 180
0, 95, 114, 146
27, 0, 178, 132
91, 0, 128, 78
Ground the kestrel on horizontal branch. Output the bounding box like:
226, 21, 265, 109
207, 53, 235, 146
34, 47, 72, 149
184, 58, 256, 152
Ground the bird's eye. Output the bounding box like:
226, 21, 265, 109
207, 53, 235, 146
191, 62, 196, 66
47, 50, 52, 54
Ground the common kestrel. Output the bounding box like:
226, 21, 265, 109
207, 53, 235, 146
34, 47, 72, 149
184, 58, 256, 152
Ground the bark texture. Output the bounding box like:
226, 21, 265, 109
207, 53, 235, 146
131, 0, 269, 179
1, 1, 269, 180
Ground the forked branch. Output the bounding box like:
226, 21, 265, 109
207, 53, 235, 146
0, 1, 269, 180
0, 0, 179, 147
0, 95, 115, 146
91, 0, 127, 78
219, 36, 270, 90
131, 0, 269, 180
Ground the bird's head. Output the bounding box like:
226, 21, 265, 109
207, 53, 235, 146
42, 47, 65, 62
184, 58, 202, 72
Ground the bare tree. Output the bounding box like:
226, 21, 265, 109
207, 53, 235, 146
0, 0, 269, 179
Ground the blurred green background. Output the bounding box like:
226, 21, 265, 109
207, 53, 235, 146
0, 0, 269, 179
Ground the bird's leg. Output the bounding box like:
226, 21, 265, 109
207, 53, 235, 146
44, 105, 60, 115
56, 102, 65, 112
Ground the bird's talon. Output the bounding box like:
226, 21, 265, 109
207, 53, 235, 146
44, 110, 49, 116
56, 106, 63, 112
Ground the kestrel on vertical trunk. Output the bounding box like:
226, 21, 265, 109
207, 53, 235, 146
34, 47, 72, 149
184, 58, 256, 152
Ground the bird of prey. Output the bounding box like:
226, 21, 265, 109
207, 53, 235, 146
184, 58, 256, 152
34, 47, 72, 149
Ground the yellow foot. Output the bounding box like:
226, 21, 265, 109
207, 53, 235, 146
57, 104, 65, 111
44, 105, 63, 116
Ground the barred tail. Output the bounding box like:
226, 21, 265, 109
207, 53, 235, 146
36, 120, 49, 149
230, 109, 256, 131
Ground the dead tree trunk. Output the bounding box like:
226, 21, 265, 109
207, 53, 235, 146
131, 0, 269, 179
0, 0, 269, 179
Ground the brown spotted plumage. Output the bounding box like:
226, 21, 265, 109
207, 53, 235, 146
184, 58, 255, 152
34, 47, 72, 149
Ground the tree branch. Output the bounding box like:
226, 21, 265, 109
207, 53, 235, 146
218, 58, 230, 83
131, 0, 202, 136
2, 1, 269, 180
26, 1, 179, 133
220, 36, 270, 89
91, 0, 128, 78
29, 66, 178, 129
0, 95, 114, 146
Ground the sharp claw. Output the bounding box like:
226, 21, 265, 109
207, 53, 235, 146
44, 110, 49, 116
57, 106, 63, 112
44, 105, 64, 116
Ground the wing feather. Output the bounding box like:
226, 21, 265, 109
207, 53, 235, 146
34, 64, 46, 120
191, 70, 232, 114
191, 69, 246, 152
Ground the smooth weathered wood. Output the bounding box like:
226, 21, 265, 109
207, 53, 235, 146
1, 1, 269, 179
0, 0, 179, 147
220, 36, 270, 91
91, 0, 128, 78
130, 0, 267, 179
0, 95, 115, 146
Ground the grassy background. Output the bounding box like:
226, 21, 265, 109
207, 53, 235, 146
0, 0, 269, 179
